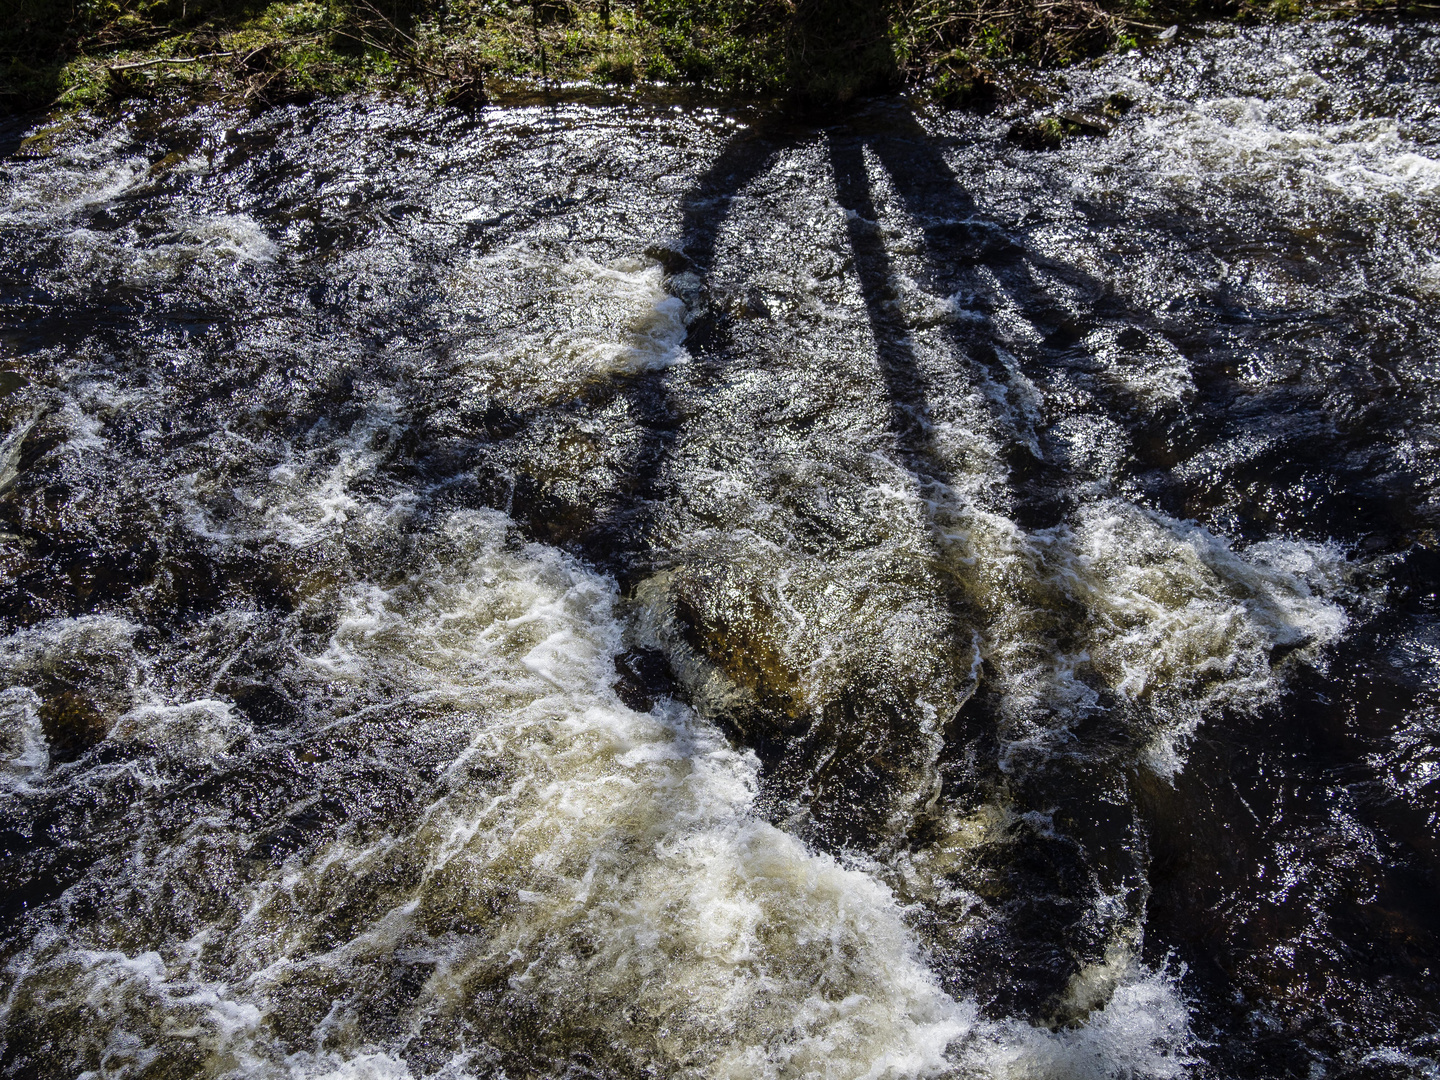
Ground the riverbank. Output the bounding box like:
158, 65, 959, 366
2, 0, 1421, 119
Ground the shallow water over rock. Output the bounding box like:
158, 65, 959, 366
0, 19, 1438, 1080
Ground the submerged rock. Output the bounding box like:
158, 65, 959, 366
36, 689, 108, 763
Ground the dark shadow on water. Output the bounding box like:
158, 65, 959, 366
823, 105, 1440, 1048
520, 104, 1162, 1022
823, 108, 1149, 1020
574, 125, 786, 587
0, 116, 33, 161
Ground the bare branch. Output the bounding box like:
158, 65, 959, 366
108, 51, 236, 72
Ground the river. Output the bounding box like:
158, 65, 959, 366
0, 17, 1437, 1079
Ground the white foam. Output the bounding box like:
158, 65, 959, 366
0, 687, 48, 792
1092, 92, 1440, 223
182, 394, 413, 549
55, 211, 279, 290
0, 125, 150, 226
1050, 505, 1346, 774
0, 616, 149, 795
879, 473, 1350, 777
450, 251, 690, 407
0, 120, 278, 304
152, 213, 280, 267
278, 1053, 414, 1080
1417, 261, 1440, 297
0, 508, 978, 1079
977, 962, 1194, 1080
0, 493, 1200, 1078
1084, 328, 1195, 409
0, 409, 40, 496
0, 97, 1375, 1080
1357, 1047, 1440, 1078
109, 699, 248, 762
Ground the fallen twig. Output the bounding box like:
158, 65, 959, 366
108, 51, 236, 71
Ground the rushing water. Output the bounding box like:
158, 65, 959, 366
0, 18, 1438, 1079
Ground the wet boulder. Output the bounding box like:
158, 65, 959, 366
1, 618, 140, 765
1055, 110, 1113, 136
1007, 111, 1112, 150
638, 540, 980, 852
932, 56, 999, 111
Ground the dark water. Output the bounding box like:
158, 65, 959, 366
0, 18, 1437, 1079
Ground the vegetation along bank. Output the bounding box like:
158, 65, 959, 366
2, 0, 1434, 121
